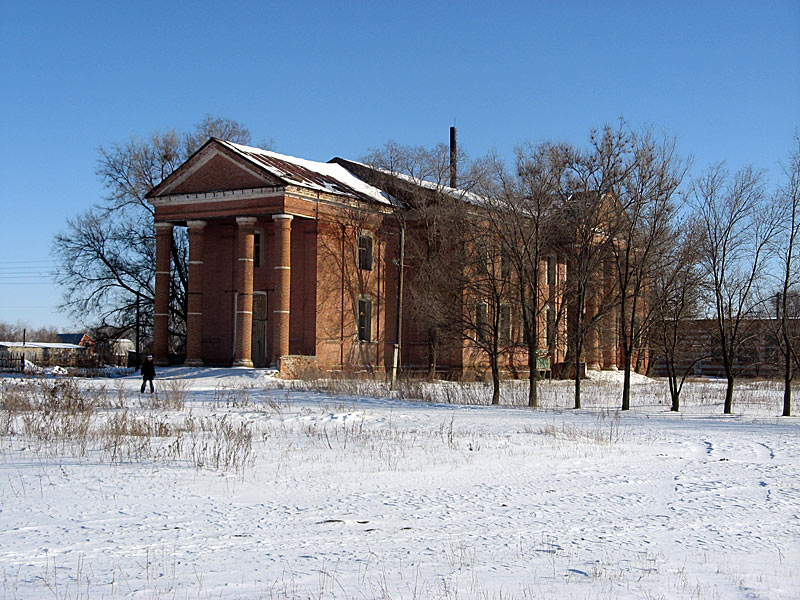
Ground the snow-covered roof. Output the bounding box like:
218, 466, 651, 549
330, 157, 487, 207
0, 341, 87, 350
218, 140, 395, 206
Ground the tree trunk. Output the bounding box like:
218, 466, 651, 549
724, 374, 734, 414
572, 305, 583, 410
620, 340, 632, 411
668, 368, 680, 412
670, 388, 680, 412
783, 349, 792, 417
427, 328, 439, 381
528, 344, 538, 408
621, 363, 631, 411
490, 354, 501, 405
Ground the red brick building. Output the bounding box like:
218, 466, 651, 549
146, 138, 625, 377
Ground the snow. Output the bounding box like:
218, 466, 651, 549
0, 341, 86, 349
585, 367, 652, 384
340, 158, 488, 207
223, 141, 396, 206
1, 369, 798, 599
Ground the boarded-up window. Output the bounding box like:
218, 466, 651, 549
501, 251, 512, 279
547, 255, 556, 286
476, 302, 488, 343
546, 303, 556, 348
358, 298, 372, 342
358, 234, 373, 271
500, 304, 512, 344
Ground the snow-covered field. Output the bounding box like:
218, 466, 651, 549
1, 369, 798, 599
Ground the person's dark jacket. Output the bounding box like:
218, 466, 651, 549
141, 359, 156, 380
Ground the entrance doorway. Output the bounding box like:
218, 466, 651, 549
251, 293, 268, 367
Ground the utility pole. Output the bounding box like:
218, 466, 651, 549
391, 224, 405, 387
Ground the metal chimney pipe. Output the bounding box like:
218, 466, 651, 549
449, 126, 457, 189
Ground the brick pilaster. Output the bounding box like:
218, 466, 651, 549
602, 259, 618, 370
153, 222, 173, 366
233, 217, 256, 367
184, 220, 206, 367
585, 281, 602, 371
555, 256, 567, 363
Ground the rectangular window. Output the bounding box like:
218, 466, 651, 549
501, 250, 512, 279
547, 255, 556, 286
480, 245, 491, 274
476, 302, 488, 343
254, 232, 262, 268
358, 298, 372, 342
546, 304, 556, 348
500, 304, 512, 345
358, 234, 374, 271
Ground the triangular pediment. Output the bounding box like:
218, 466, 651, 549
147, 140, 286, 198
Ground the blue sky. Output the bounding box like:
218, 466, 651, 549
1, 0, 798, 330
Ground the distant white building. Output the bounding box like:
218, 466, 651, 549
103, 338, 136, 365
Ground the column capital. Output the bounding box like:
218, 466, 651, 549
236, 216, 258, 227
155, 221, 174, 231
273, 213, 294, 222
187, 219, 207, 230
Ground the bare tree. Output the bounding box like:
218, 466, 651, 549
559, 125, 631, 409
481, 143, 566, 407
649, 220, 707, 411
611, 129, 688, 410
456, 212, 518, 405
0, 322, 60, 343
773, 134, 800, 416
53, 116, 259, 352
693, 165, 779, 414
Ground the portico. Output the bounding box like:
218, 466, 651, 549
146, 138, 395, 372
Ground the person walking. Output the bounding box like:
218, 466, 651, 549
140, 355, 156, 393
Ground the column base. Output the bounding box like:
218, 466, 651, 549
586, 362, 602, 371
184, 358, 204, 367
604, 365, 618, 371
232, 359, 254, 368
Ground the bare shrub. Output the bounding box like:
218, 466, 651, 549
37, 379, 106, 414
1, 380, 35, 412
537, 409, 624, 445
140, 379, 187, 411
188, 415, 255, 473
212, 383, 253, 408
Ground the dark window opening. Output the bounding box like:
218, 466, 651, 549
254, 232, 262, 268
358, 298, 373, 342
500, 304, 512, 344
358, 234, 374, 271
476, 302, 488, 343
501, 251, 512, 279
